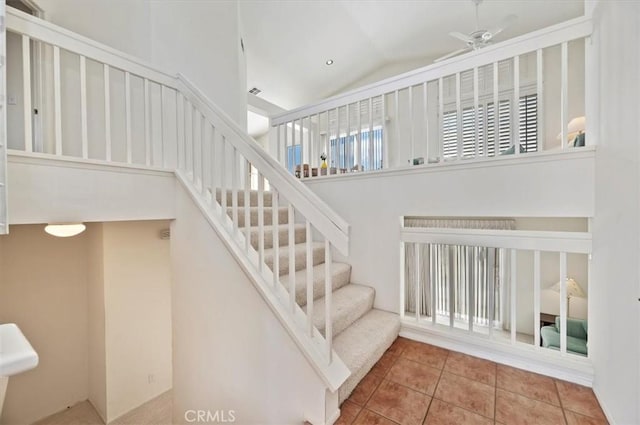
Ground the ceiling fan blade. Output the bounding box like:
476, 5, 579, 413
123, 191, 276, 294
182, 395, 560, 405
486, 14, 518, 38
449, 31, 473, 43
434, 47, 472, 63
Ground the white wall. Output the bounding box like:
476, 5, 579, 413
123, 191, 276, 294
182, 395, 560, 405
171, 184, 328, 425
303, 150, 594, 314
100, 220, 172, 422
149, 0, 247, 128
590, 1, 640, 424
87, 223, 107, 421
34, 0, 152, 62
0, 225, 89, 425
7, 155, 175, 225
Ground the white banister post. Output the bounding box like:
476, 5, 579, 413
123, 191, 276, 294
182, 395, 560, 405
257, 173, 265, 270
414, 242, 420, 322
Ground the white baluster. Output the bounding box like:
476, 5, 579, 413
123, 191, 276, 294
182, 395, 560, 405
455, 73, 462, 159
510, 249, 517, 344
534, 250, 541, 348
493, 62, 499, 155
409, 86, 414, 161
560, 42, 568, 149
244, 159, 251, 252
306, 221, 314, 336
220, 136, 227, 222
423, 82, 429, 163
559, 252, 568, 354
258, 173, 265, 270
144, 78, 151, 165
288, 204, 296, 312
438, 77, 444, 162
104, 64, 111, 161
53, 45, 62, 155
232, 146, 239, 234
513, 55, 520, 155
80, 56, 88, 159
160, 85, 167, 167
324, 239, 333, 362
22, 35, 32, 153
537, 49, 545, 152
125, 71, 132, 163
399, 240, 406, 320
414, 242, 420, 322
272, 188, 279, 288
473, 67, 480, 157
176, 93, 184, 170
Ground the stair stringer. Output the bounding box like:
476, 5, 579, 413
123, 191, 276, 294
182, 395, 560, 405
175, 171, 350, 397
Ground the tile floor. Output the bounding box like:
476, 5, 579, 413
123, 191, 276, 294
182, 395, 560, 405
336, 337, 608, 425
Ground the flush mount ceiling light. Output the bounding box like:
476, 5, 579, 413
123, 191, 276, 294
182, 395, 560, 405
44, 223, 86, 238
325, 59, 334, 65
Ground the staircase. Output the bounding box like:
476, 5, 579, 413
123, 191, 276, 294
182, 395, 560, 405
221, 189, 400, 403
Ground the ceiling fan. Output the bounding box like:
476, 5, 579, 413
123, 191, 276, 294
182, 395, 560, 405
434, 0, 517, 63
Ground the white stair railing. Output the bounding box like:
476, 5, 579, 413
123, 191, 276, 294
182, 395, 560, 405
5, 7, 350, 391
271, 16, 592, 177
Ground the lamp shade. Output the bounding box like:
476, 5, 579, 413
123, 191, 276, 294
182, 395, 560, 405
551, 278, 585, 298
556, 116, 586, 142
44, 223, 86, 237
567, 116, 586, 134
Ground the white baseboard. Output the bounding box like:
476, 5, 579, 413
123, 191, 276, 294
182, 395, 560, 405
591, 386, 614, 425
401, 321, 594, 387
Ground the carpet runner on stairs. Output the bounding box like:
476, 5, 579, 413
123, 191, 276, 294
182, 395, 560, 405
222, 189, 400, 403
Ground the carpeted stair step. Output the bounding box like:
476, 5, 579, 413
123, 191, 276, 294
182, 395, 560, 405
280, 262, 352, 307
264, 242, 325, 276
305, 284, 375, 338
334, 309, 400, 404
216, 188, 273, 207
228, 206, 288, 227
249, 224, 306, 250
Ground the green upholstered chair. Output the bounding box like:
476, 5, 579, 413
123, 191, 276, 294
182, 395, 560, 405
540, 317, 588, 356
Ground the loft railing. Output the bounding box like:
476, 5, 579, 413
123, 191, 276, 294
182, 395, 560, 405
270, 16, 593, 178
400, 221, 592, 357
5, 7, 350, 390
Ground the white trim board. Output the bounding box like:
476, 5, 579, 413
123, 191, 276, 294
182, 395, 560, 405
400, 321, 594, 387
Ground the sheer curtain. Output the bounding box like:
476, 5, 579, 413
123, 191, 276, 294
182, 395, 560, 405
404, 217, 515, 328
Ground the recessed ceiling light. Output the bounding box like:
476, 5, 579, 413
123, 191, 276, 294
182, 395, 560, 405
45, 223, 86, 237
325, 59, 334, 66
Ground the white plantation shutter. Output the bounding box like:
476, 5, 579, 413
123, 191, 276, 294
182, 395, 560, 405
519, 94, 538, 152
442, 94, 537, 159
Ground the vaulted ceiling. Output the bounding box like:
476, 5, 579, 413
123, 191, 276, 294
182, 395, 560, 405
239, 0, 584, 112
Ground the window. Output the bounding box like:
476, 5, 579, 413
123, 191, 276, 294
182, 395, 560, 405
442, 94, 538, 158
286, 144, 301, 174
329, 128, 383, 171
